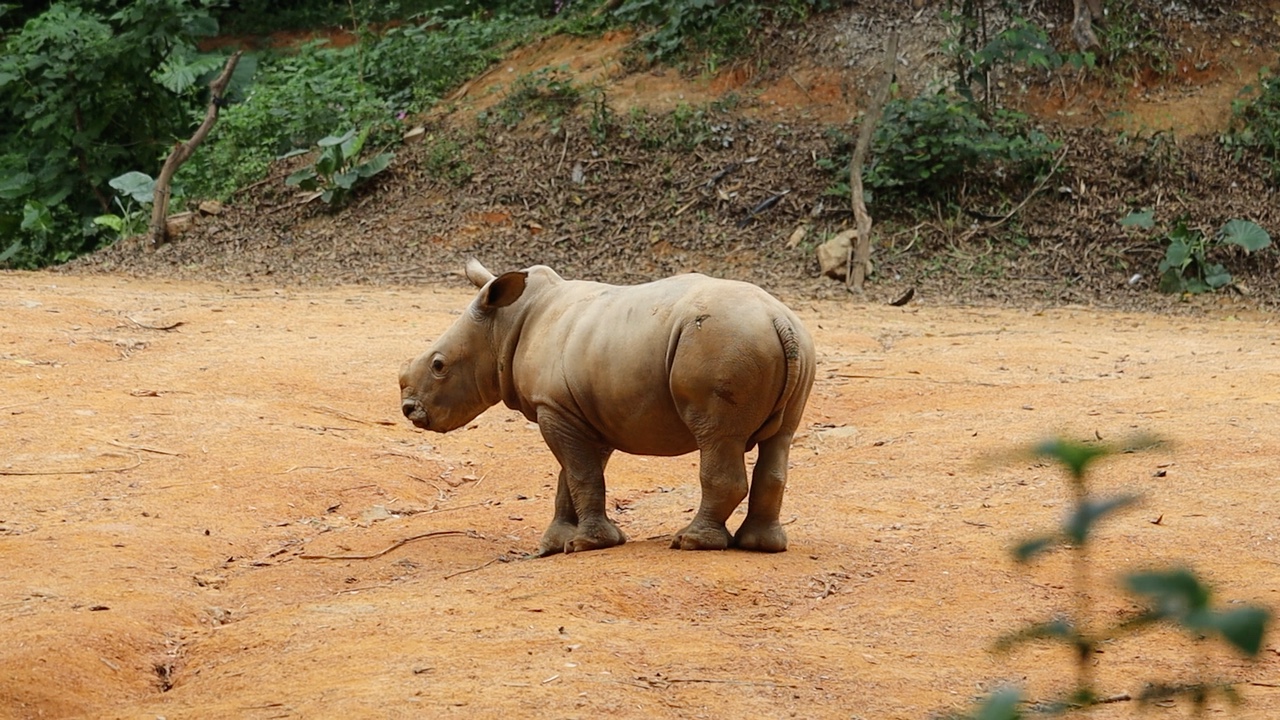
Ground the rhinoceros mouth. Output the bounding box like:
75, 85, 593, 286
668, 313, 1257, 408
401, 399, 432, 430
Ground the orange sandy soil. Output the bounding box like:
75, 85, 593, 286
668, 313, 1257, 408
2, 272, 1278, 719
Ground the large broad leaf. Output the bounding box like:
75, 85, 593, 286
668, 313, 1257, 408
284, 167, 318, 190
0, 171, 35, 200
1126, 568, 1211, 617
1120, 209, 1154, 228
20, 201, 53, 234
1218, 219, 1271, 252
356, 152, 393, 178
1204, 263, 1233, 289
340, 126, 370, 160
333, 169, 360, 190
154, 48, 227, 94
317, 129, 357, 149
108, 171, 156, 204
93, 215, 125, 232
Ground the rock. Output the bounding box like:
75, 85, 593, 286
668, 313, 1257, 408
197, 200, 223, 215
403, 127, 427, 144
816, 228, 858, 280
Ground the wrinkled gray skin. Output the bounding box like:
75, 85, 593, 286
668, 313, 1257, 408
399, 260, 815, 557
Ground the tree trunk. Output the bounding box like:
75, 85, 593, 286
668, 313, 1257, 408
148, 51, 242, 249
847, 31, 899, 292
1072, 0, 1102, 51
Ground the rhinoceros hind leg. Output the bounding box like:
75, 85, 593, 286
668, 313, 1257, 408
672, 439, 748, 551
535, 519, 578, 557
733, 433, 791, 552
566, 517, 627, 554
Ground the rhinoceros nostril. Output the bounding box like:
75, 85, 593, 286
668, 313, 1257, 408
401, 399, 417, 418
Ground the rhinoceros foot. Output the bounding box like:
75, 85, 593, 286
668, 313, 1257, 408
732, 517, 788, 553
556, 517, 626, 555
670, 520, 733, 551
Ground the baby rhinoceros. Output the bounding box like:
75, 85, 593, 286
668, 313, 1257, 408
399, 260, 815, 557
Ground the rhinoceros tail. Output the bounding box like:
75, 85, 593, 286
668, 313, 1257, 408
752, 316, 805, 443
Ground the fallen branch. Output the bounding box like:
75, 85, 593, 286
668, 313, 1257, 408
735, 190, 790, 228
307, 404, 396, 427
107, 439, 181, 457
958, 147, 1069, 243
0, 452, 140, 476
299, 529, 475, 560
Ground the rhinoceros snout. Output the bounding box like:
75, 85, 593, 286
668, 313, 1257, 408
401, 399, 418, 419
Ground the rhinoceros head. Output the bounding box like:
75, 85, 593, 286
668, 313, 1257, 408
399, 259, 527, 433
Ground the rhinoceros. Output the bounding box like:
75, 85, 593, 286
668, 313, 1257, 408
399, 260, 815, 557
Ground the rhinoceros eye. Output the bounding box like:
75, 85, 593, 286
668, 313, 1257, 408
430, 356, 446, 376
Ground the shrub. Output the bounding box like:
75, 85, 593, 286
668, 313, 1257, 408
1223, 71, 1280, 186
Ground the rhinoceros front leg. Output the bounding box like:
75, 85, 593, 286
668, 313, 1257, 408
536, 411, 625, 555
534, 467, 579, 557
672, 439, 748, 550
733, 432, 791, 552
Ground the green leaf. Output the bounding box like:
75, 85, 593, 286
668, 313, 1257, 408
1033, 438, 1110, 480
356, 152, 393, 178
1163, 238, 1192, 270
1013, 535, 1057, 563
284, 168, 317, 188
971, 687, 1023, 720
1218, 219, 1271, 252
333, 169, 359, 190
108, 172, 156, 204
994, 618, 1075, 651
1065, 494, 1139, 544
0, 240, 22, 264
1208, 607, 1270, 656
20, 201, 53, 234
1126, 568, 1211, 617
317, 129, 357, 149
93, 215, 124, 232
341, 126, 370, 160
0, 171, 35, 200
1120, 209, 1155, 228
1204, 264, 1233, 289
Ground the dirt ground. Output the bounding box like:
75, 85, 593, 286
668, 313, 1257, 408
2, 271, 1278, 719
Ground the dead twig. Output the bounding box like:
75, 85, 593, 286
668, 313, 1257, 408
308, 404, 396, 427
125, 317, 185, 331
0, 398, 47, 412
107, 439, 181, 457
299, 529, 476, 560
280, 465, 353, 474
443, 555, 508, 579
0, 452, 141, 476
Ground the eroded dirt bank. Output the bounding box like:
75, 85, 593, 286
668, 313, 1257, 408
2, 272, 1279, 719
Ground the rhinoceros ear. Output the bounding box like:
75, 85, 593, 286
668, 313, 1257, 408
480, 271, 528, 310
465, 258, 496, 287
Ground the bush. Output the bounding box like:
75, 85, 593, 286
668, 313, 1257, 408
1223, 71, 1280, 186
0, 0, 223, 267
820, 93, 1057, 202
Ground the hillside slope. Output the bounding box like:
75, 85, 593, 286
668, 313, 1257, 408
69, 1, 1280, 308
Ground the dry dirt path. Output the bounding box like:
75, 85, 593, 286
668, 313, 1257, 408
2, 272, 1278, 719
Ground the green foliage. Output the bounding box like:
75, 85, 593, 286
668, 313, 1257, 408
361, 11, 543, 113
92, 172, 161, 244
1223, 70, 1280, 185
612, 0, 827, 65
0, 0, 225, 267
952, 435, 1272, 718
284, 127, 394, 206
1095, 0, 1170, 79
482, 67, 582, 130
820, 93, 1057, 201
423, 138, 473, 186
181, 9, 543, 200
1153, 218, 1272, 294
